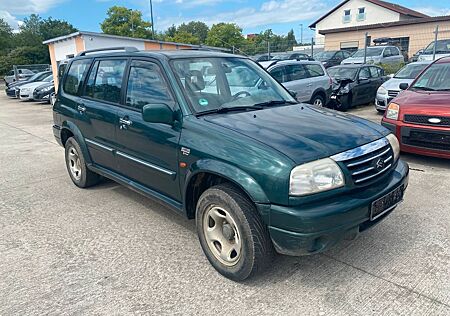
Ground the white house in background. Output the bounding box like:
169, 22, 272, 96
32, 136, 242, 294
309, 0, 428, 46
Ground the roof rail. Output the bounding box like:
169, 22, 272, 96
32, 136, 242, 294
76, 46, 139, 57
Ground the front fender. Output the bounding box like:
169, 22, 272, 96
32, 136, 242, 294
185, 159, 270, 204
61, 120, 92, 165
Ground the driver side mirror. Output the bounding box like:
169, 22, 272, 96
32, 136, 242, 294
289, 90, 297, 98
399, 83, 409, 90
142, 103, 174, 125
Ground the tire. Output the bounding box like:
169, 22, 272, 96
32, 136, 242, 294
64, 137, 100, 188
336, 93, 351, 111
196, 183, 274, 281
310, 93, 325, 107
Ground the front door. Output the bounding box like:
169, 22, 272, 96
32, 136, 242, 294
115, 59, 181, 201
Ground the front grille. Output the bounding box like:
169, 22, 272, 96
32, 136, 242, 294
402, 130, 450, 151
388, 90, 399, 98
404, 114, 450, 127
332, 139, 394, 186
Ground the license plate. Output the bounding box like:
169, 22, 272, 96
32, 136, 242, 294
371, 185, 404, 220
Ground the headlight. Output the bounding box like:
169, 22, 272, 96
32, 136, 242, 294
41, 86, 52, 92
386, 102, 400, 120
386, 134, 400, 161
289, 158, 345, 196
378, 86, 387, 95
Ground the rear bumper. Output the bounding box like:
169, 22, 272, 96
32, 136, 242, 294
382, 119, 450, 159
262, 160, 409, 256
53, 124, 63, 147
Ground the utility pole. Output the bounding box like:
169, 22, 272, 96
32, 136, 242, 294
433, 25, 439, 61
149, 0, 155, 39
129, 9, 134, 36
364, 32, 368, 64
299, 24, 303, 45
311, 37, 314, 57
267, 40, 270, 59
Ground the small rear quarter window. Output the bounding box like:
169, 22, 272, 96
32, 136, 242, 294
63, 59, 91, 96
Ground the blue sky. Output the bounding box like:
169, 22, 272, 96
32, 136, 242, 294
1, 0, 450, 40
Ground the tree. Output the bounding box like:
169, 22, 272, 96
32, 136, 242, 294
0, 18, 13, 52
101, 6, 153, 39
206, 23, 244, 50
166, 31, 200, 45
177, 21, 209, 43
40, 17, 77, 41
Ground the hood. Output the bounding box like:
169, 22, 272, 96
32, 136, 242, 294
342, 56, 379, 64
35, 82, 54, 90
381, 78, 414, 90
203, 105, 388, 164
20, 81, 48, 91
419, 53, 450, 61
395, 90, 450, 115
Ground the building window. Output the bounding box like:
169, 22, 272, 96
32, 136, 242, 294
343, 10, 351, 23
357, 7, 366, 21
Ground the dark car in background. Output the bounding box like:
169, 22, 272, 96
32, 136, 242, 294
271, 52, 313, 61
382, 57, 450, 159
314, 50, 352, 68
5, 71, 52, 97
33, 81, 55, 103
328, 64, 388, 110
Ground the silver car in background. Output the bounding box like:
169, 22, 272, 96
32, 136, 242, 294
341, 46, 404, 66
260, 60, 332, 107
418, 39, 450, 61
375, 61, 431, 112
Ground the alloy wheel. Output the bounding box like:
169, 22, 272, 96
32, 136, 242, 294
68, 146, 82, 181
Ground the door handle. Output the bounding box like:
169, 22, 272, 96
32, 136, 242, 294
77, 104, 86, 113
119, 117, 132, 129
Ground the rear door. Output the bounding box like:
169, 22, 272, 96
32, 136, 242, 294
369, 66, 383, 101
304, 63, 329, 96
282, 64, 311, 102
79, 58, 128, 171
115, 59, 181, 201
354, 67, 372, 105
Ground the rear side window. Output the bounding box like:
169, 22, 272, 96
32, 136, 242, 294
285, 64, 308, 81
270, 67, 286, 83
63, 59, 91, 95
125, 60, 175, 110
84, 59, 127, 103
305, 64, 325, 77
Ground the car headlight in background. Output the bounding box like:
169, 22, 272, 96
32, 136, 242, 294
378, 86, 387, 95
386, 134, 400, 162
289, 158, 345, 196
40, 86, 53, 92
386, 103, 400, 120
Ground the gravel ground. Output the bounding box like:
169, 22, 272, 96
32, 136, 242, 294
0, 91, 449, 315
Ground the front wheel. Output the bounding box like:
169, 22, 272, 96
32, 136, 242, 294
196, 183, 274, 281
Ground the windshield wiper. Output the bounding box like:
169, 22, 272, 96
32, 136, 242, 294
196, 105, 264, 117
412, 86, 436, 91
252, 100, 297, 107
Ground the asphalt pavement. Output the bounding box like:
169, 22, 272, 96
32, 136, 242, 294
0, 91, 449, 315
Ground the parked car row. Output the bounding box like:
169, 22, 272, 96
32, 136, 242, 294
4, 68, 36, 85
4, 71, 55, 104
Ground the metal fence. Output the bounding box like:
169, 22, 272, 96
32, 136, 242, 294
11, 64, 51, 81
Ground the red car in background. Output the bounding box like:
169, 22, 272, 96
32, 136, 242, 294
382, 57, 450, 159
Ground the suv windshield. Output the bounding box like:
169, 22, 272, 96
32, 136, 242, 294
394, 63, 428, 79
423, 39, 450, 55
327, 67, 358, 80
352, 47, 384, 57
171, 57, 295, 113
314, 51, 336, 60
411, 63, 450, 91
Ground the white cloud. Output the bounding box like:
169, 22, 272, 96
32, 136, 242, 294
412, 6, 450, 17
0, 0, 67, 15
0, 10, 22, 30
158, 0, 326, 30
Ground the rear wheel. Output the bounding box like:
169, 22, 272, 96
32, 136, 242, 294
65, 137, 100, 188
196, 183, 274, 281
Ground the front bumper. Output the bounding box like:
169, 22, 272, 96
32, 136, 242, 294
382, 119, 450, 159
261, 160, 409, 256
33, 89, 52, 102
375, 93, 392, 111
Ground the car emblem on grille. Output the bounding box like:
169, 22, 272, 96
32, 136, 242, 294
428, 117, 442, 124
375, 158, 385, 171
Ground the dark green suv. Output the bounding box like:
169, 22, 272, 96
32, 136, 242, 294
53, 48, 409, 281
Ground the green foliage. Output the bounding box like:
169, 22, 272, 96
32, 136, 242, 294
166, 31, 200, 45
379, 62, 405, 76
100, 6, 153, 39
0, 15, 77, 76
177, 21, 209, 43
206, 23, 244, 49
